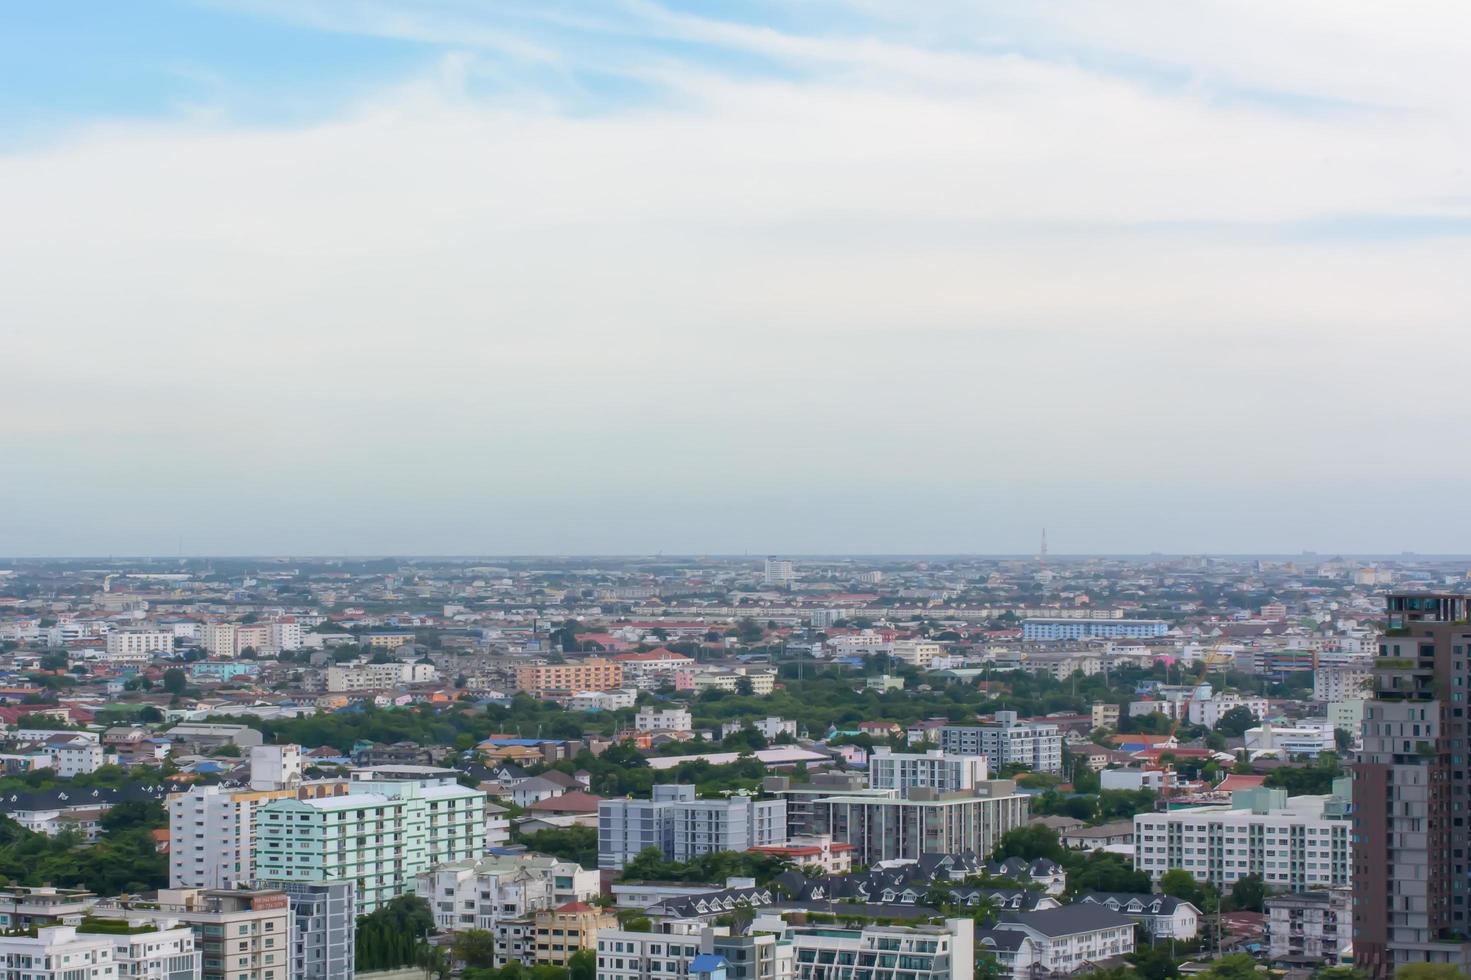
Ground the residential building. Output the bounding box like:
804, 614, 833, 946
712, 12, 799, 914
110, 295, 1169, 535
416, 852, 598, 931
1135, 785, 1351, 888
105, 630, 175, 657
0, 926, 114, 980
1090, 703, 1120, 730
763, 558, 794, 587
257, 778, 487, 913
1314, 663, 1373, 703
1075, 893, 1200, 940
721, 717, 798, 741
635, 708, 692, 733
514, 659, 623, 697
95, 919, 201, 980
1022, 619, 1168, 641
161, 723, 263, 751
0, 886, 99, 931
748, 834, 854, 875
1328, 699, 1364, 734
56, 741, 104, 777
868, 748, 988, 794
168, 784, 299, 890
1188, 693, 1269, 729
199, 623, 238, 659
596, 918, 709, 980
990, 904, 1136, 975
597, 785, 787, 870
1244, 721, 1336, 758
889, 639, 942, 669
325, 660, 438, 692
110, 888, 292, 980
940, 713, 1062, 773
788, 917, 973, 980
530, 901, 616, 967
1267, 889, 1350, 966
276, 880, 356, 980
1353, 593, 1471, 975
808, 781, 1029, 866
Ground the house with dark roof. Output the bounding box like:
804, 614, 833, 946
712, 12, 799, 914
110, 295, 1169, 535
991, 905, 1137, 976
1076, 892, 1201, 939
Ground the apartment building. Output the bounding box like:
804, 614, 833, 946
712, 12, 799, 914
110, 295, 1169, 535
939, 713, 1062, 773
514, 659, 623, 697
324, 660, 438, 693
258, 777, 487, 913
168, 785, 300, 890
635, 708, 692, 733
868, 748, 988, 794
276, 880, 356, 980
1354, 593, 1471, 975
104, 630, 174, 657
1314, 663, 1373, 703
1267, 889, 1350, 966
108, 888, 292, 980
598, 784, 786, 870
56, 742, 104, 777
417, 853, 598, 932
1022, 619, 1168, 641
1134, 786, 1351, 889
199, 623, 238, 658
889, 639, 942, 669
0, 926, 114, 980
530, 902, 616, 967
809, 782, 1030, 866
789, 918, 973, 980
1090, 703, 1120, 730
100, 920, 201, 980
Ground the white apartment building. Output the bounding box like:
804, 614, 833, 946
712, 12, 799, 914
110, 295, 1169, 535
811, 784, 1030, 866
1312, 663, 1372, 703
105, 630, 174, 657
826, 631, 888, 657
889, 639, 942, 669
1135, 787, 1351, 888
763, 558, 795, 587
598, 785, 786, 870
1245, 722, 1336, 758
270, 621, 303, 652
0, 926, 114, 980
868, 749, 988, 794
721, 717, 798, 741
635, 708, 692, 733
56, 742, 105, 778
597, 919, 710, 980
324, 660, 438, 692
939, 713, 1063, 773
417, 853, 598, 932
567, 689, 637, 712
198, 623, 237, 659
106, 920, 201, 980
1188, 693, 1269, 729
168, 784, 299, 890
111, 887, 292, 980
1327, 699, 1364, 734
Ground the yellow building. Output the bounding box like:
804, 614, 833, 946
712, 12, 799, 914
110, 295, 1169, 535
533, 902, 616, 966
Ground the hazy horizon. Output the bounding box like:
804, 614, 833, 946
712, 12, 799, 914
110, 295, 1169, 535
5, 2, 1471, 555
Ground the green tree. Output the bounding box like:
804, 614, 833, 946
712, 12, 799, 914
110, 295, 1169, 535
1227, 873, 1265, 913
1198, 953, 1264, 980
991, 825, 1065, 863
568, 949, 595, 980
1159, 869, 1205, 907
161, 668, 188, 695
1395, 966, 1469, 980
1215, 706, 1259, 738
452, 930, 498, 969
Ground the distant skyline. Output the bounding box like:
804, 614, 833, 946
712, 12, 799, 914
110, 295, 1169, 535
5, 2, 1471, 555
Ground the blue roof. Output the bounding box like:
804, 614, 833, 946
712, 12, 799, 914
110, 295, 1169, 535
690, 955, 727, 972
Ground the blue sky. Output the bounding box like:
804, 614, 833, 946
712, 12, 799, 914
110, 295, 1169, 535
3, 1, 1471, 555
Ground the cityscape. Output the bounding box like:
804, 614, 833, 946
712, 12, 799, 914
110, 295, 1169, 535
0, 553, 1460, 980
5, 2, 1470, 980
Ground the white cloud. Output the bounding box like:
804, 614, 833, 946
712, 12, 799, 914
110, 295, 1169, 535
4, 2, 1471, 552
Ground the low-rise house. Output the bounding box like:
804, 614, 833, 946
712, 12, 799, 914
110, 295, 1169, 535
990, 905, 1136, 975
1076, 892, 1200, 939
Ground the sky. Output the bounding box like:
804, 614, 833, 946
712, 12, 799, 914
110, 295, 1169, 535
4, 1, 1471, 556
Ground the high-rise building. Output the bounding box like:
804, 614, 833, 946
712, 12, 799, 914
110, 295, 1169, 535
276, 880, 357, 980
868, 748, 988, 794
940, 713, 1063, 774
597, 785, 786, 871
1354, 594, 1471, 975
807, 782, 1029, 866
106, 888, 292, 980
763, 558, 794, 588
168, 785, 299, 890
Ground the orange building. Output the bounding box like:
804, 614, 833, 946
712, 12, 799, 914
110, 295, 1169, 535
514, 659, 623, 696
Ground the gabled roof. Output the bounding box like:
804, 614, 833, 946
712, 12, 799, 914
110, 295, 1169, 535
994, 904, 1137, 938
